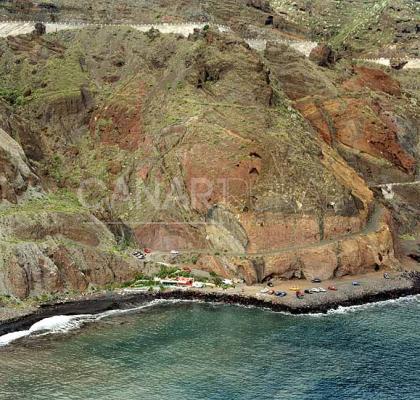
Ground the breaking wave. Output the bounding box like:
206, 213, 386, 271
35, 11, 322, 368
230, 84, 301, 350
302, 294, 420, 318
1, 295, 419, 346
0, 299, 169, 347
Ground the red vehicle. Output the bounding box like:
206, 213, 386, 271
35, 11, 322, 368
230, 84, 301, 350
177, 277, 194, 286
144, 248, 152, 254
328, 286, 337, 291
296, 290, 304, 299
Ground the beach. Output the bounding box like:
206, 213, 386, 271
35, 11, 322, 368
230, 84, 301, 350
1, 269, 419, 337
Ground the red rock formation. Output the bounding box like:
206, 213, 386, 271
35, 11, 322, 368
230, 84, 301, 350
90, 82, 146, 150
342, 66, 401, 96
296, 97, 416, 173
309, 44, 336, 67
133, 223, 206, 252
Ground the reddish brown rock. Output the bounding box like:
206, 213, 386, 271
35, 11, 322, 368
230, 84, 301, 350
299, 244, 338, 280
196, 255, 230, 278
240, 212, 321, 252
294, 99, 333, 144
264, 252, 300, 280
263, 207, 398, 282
297, 97, 416, 173
323, 215, 365, 239
90, 81, 146, 151
336, 222, 396, 277
134, 223, 206, 252
319, 141, 373, 212
342, 66, 401, 96
182, 142, 262, 212
309, 44, 335, 67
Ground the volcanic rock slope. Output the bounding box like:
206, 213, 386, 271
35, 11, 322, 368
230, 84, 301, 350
0, 0, 302, 35
271, 0, 419, 57
0, 2, 418, 299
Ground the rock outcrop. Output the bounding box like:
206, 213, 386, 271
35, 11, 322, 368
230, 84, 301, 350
0, 242, 142, 298
342, 66, 401, 96
0, 21, 416, 299
0, 206, 143, 298
246, 0, 272, 13
309, 44, 336, 67
0, 128, 38, 204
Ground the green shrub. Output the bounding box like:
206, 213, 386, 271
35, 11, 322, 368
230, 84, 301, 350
191, 254, 199, 265
212, 276, 222, 286
157, 266, 179, 278
50, 155, 63, 183
157, 265, 192, 279
0, 88, 24, 106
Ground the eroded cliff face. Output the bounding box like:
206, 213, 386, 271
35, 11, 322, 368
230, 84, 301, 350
0, 132, 143, 298
270, 0, 419, 57
0, 21, 417, 298
0, 128, 38, 203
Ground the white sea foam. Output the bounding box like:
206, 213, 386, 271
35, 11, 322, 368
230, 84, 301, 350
1, 295, 418, 346
0, 329, 31, 346
301, 294, 420, 318
0, 299, 167, 347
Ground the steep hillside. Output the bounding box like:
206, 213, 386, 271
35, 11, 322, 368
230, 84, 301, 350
271, 0, 419, 56
0, 10, 418, 300
0, 0, 304, 38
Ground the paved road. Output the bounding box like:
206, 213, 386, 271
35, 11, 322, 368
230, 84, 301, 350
147, 206, 385, 260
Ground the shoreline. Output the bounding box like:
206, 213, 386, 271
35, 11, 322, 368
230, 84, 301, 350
1, 271, 419, 336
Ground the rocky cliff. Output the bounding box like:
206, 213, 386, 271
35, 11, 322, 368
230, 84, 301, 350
0, 3, 418, 299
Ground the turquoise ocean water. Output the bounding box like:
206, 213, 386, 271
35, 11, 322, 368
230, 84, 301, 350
0, 296, 419, 400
